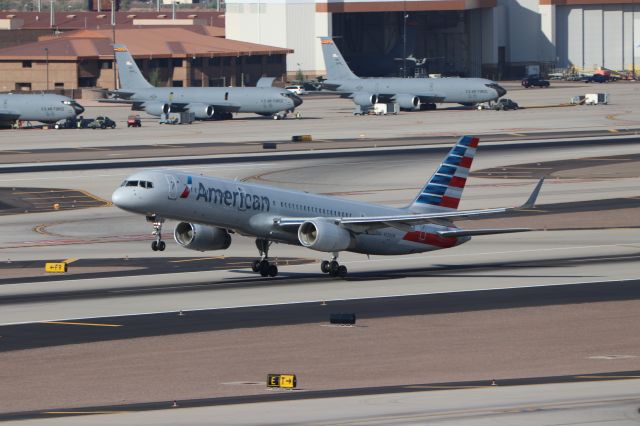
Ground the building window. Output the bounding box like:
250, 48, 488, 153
78, 77, 97, 87
267, 55, 283, 64
209, 57, 220, 66
22, 61, 32, 68
172, 80, 183, 87
222, 57, 231, 66
191, 79, 202, 87
15, 82, 31, 91
246, 56, 262, 65
209, 78, 224, 87
54, 82, 64, 89
100, 60, 113, 69
192, 57, 203, 67
172, 58, 183, 68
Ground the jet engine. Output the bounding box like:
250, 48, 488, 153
351, 92, 378, 107
395, 94, 421, 110
188, 103, 215, 119
174, 222, 231, 251
298, 219, 353, 252
143, 102, 170, 116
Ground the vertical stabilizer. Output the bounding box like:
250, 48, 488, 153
408, 136, 479, 213
319, 37, 359, 80
113, 44, 153, 90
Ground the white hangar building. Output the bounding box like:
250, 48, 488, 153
225, 0, 640, 79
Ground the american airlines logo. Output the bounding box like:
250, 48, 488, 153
195, 182, 271, 212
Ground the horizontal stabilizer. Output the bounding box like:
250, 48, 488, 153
437, 228, 531, 238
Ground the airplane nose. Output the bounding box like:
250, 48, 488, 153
111, 188, 126, 208
292, 95, 303, 107
111, 187, 137, 212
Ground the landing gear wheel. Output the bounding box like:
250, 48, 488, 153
252, 259, 261, 272
320, 260, 330, 273
329, 260, 339, 275
158, 241, 166, 251
267, 264, 278, 277
148, 215, 166, 253
151, 241, 158, 251
337, 265, 348, 277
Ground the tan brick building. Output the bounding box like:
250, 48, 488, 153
0, 27, 292, 95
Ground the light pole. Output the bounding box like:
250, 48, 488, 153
111, 0, 117, 89
44, 47, 49, 91
172, 1, 180, 20
402, 12, 408, 78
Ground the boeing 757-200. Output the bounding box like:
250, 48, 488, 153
112, 136, 543, 277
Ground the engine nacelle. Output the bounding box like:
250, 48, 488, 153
351, 92, 378, 107
298, 219, 353, 252
188, 103, 215, 119
173, 222, 231, 252
143, 102, 170, 116
395, 94, 421, 110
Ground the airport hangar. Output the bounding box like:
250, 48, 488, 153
226, 0, 640, 80
0, 18, 292, 94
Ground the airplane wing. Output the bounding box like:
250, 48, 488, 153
275, 178, 544, 235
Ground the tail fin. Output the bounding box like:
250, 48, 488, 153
113, 44, 153, 90
319, 37, 358, 80
408, 136, 479, 213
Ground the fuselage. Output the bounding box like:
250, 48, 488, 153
327, 77, 505, 104
112, 170, 469, 256
0, 93, 84, 123
121, 86, 300, 115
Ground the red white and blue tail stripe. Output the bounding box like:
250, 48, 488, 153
409, 136, 479, 212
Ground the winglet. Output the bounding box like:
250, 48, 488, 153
520, 178, 544, 209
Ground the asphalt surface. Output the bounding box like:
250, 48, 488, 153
1, 370, 638, 422
1, 134, 639, 174
1, 278, 639, 351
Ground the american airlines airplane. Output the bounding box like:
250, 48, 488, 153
112, 136, 543, 277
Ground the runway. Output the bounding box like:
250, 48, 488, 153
0, 100, 639, 422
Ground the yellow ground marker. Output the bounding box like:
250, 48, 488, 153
42, 321, 122, 327
61, 258, 78, 264
170, 256, 224, 263
609, 129, 620, 133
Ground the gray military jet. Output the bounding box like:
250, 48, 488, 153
102, 44, 302, 120
0, 93, 84, 128
320, 37, 507, 111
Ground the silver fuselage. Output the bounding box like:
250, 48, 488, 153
0, 93, 84, 124
112, 170, 468, 256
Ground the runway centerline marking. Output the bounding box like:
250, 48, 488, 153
42, 321, 122, 327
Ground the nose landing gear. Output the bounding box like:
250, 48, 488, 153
321, 252, 347, 277
252, 238, 278, 277
147, 215, 166, 251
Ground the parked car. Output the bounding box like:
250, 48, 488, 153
77, 117, 95, 129
493, 98, 519, 110
521, 76, 550, 88
88, 116, 116, 129
54, 117, 77, 129
285, 85, 306, 96
127, 115, 142, 127
581, 74, 608, 83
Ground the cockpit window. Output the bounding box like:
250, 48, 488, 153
125, 180, 139, 187
122, 180, 153, 188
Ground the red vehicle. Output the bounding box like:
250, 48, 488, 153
127, 115, 142, 127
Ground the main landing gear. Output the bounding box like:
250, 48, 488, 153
147, 215, 166, 252
252, 238, 278, 277
320, 252, 347, 277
